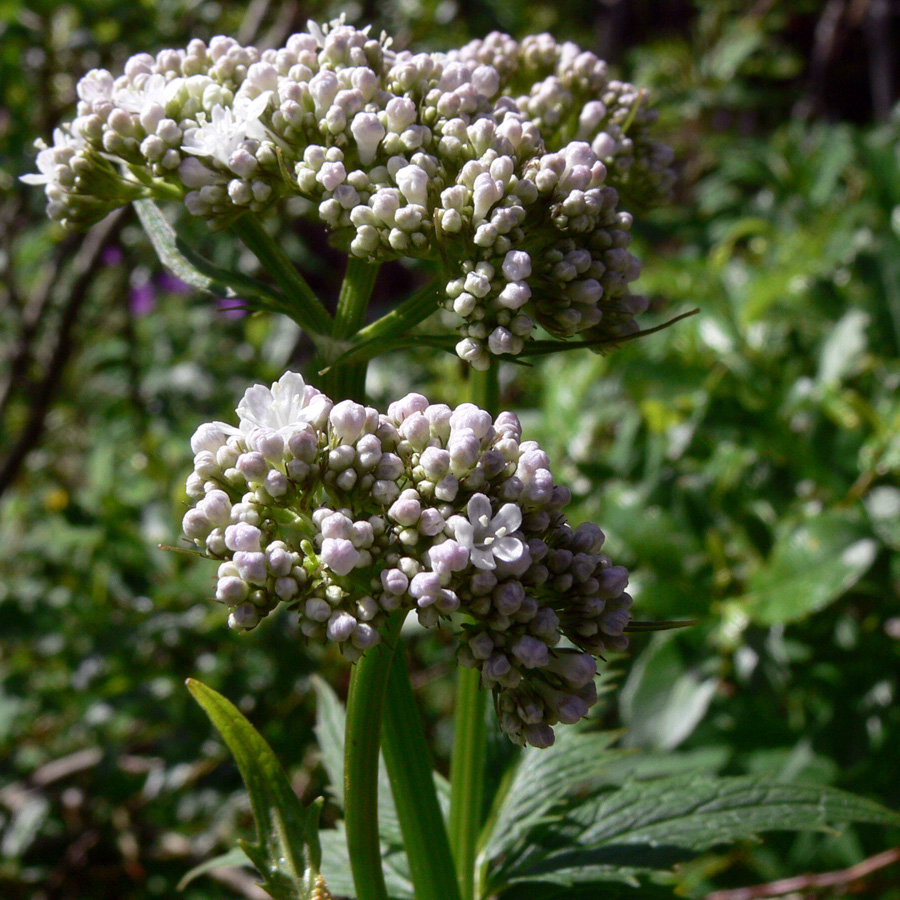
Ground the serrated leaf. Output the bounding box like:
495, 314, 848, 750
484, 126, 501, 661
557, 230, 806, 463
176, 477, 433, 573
496, 774, 900, 889
312, 676, 346, 807
187, 679, 325, 900
481, 725, 624, 864
497, 877, 679, 900
741, 511, 877, 624
319, 826, 415, 900
177, 846, 255, 891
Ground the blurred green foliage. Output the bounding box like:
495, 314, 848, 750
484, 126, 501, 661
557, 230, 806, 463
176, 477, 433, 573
2, 1, 900, 898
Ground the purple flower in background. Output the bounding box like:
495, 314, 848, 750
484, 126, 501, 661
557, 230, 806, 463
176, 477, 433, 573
157, 271, 191, 295
217, 297, 247, 319
129, 283, 156, 316
102, 245, 124, 266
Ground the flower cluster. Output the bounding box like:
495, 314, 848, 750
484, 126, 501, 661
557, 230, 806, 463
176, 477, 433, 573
25, 19, 673, 367
183, 372, 632, 747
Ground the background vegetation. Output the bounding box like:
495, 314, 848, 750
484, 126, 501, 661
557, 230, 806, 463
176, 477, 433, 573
1, 1, 899, 897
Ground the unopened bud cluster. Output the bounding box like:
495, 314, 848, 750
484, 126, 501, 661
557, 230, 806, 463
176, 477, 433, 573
183, 372, 632, 746
26, 19, 673, 366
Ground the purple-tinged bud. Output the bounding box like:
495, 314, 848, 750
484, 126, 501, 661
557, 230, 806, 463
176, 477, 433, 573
183, 508, 212, 540
266, 544, 293, 577
198, 489, 232, 527
288, 429, 318, 463
229, 603, 260, 630
274, 577, 298, 600
225, 523, 262, 553
409, 571, 441, 603
418, 508, 446, 536
375, 453, 404, 480
469, 631, 494, 660
434, 474, 459, 501
356, 434, 382, 469
449, 404, 492, 440
250, 429, 284, 461
321, 538, 361, 576
546, 651, 597, 688
237, 451, 269, 482
326, 610, 357, 643
352, 622, 380, 649
448, 431, 480, 473
511, 635, 549, 668
493, 581, 525, 615
321, 512, 353, 540
426, 539, 469, 575
389, 489, 422, 526
216, 576, 249, 604
234, 551, 268, 585
572, 522, 606, 553
331, 399, 368, 444
265, 470, 288, 497
420, 447, 450, 480
305, 597, 332, 621
523, 724, 555, 748
597, 565, 629, 599
387, 393, 429, 422
381, 568, 409, 595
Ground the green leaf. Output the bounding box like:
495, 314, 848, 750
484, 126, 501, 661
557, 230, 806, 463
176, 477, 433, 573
619, 635, 718, 750
864, 485, 900, 550
741, 511, 877, 624
482, 725, 625, 866
176, 846, 256, 891
133, 199, 290, 315
319, 826, 416, 900
817, 310, 869, 387
186, 679, 327, 900
498, 775, 900, 888
310, 675, 405, 847
312, 675, 346, 807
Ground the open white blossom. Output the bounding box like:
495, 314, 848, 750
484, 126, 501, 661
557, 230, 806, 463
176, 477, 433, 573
450, 493, 526, 570
182, 92, 272, 166
230, 370, 331, 438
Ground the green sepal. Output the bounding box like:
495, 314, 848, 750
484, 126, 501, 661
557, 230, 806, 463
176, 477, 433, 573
186, 678, 327, 900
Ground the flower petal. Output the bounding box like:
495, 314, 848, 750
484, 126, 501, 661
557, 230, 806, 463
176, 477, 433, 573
467, 493, 492, 526
492, 502, 522, 534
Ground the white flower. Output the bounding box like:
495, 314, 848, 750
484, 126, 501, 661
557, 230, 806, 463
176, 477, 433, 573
182, 92, 272, 166
231, 371, 330, 438
450, 493, 526, 570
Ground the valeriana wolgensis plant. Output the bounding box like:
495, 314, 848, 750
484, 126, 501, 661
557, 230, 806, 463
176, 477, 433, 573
26, 17, 900, 900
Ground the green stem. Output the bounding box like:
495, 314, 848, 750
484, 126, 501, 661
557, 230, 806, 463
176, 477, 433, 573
448, 363, 500, 900
382, 647, 462, 900
353, 278, 443, 347
323, 257, 380, 401
344, 610, 405, 900
229, 213, 333, 335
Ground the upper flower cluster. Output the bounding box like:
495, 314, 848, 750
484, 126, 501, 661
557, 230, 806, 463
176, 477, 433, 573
25, 18, 673, 366
183, 371, 633, 747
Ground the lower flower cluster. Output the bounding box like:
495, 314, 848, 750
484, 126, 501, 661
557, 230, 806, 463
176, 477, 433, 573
182, 372, 631, 746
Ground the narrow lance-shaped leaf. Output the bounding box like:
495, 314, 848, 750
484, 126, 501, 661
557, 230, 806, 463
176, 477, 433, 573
133, 199, 292, 316
186, 678, 329, 900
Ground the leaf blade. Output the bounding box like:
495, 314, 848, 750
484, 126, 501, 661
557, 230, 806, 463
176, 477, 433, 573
187, 678, 324, 900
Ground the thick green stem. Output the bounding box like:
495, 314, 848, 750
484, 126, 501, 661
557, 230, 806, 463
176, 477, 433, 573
382, 647, 462, 900
323, 257, 379, 401
344, 611, 405, 900
448, 363, 500, 900
229, 213, 333, 336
